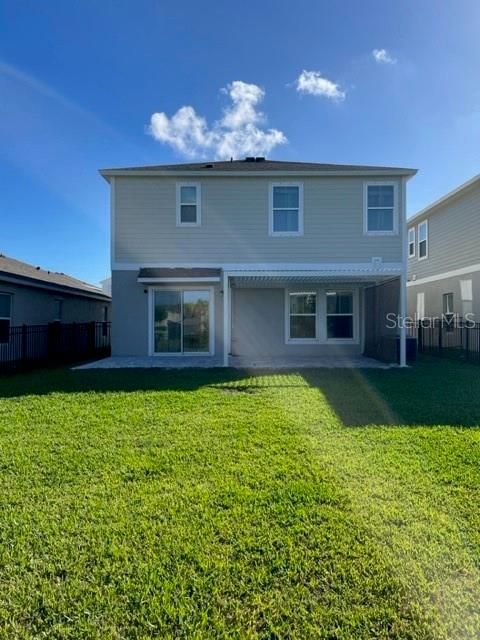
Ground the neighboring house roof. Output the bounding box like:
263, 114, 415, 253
100, 158, 417, 179
0, 254, 111, 300
408, 174, 480, 225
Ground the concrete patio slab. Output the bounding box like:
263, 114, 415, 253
74, 355, 395, 370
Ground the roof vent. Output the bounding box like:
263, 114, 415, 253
255, 156, 265, 162
204, 163, 213, 168
245, 157, 255, 162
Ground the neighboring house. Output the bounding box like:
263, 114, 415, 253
407, 174, 480, 323
100, 277, 112, 296
0, 254, 111, 340
101, 158, 416, 365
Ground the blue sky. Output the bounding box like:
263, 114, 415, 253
1, 0, 479, 284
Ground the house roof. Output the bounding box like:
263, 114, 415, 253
100, 158, 417, 179
0, 254, 111, 300
408, 174, 480, 225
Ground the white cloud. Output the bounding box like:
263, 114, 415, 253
148, 81, 286, 159
295, 70, 346, 101
372, 48, 397, 64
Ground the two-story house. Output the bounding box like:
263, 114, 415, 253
101, 158, 416, 366
407, 174, 480, 322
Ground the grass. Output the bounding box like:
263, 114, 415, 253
0, 357, 479, 639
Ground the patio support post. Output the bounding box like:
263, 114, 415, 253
399, 176, 408, 368
223, 271, 230, 366
399, 273, 407, 367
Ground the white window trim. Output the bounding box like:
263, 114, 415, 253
408, 227, 415, 258
443, 292, 454, 316
176, 182, 201, 227
363, 182, 398, 236
285, 291, 318, 343
417, 219, 428, 260
284, 288, 360, 345
148, 285, 214, 356
269, 183, 304, 237
325, 290, 358, 344
416, 292, 425, 320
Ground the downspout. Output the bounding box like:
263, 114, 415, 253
222, 270, 230, 366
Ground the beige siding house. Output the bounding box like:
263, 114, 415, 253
101, 159, 416, 365
407, 175, 480, 322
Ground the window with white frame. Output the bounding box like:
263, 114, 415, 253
443, 292, 454, 317
365, 183, 396, 233
326, 291, 354, 339
443, 292, 454, 331
270, 184, 303, 235
288, 292, 316, 340
460, 279, 473, 317
176, 183, 201, 226
408, 227, 415, 257
0, 293, 12, 344
416, 292, 425, 320
418, 220, 428, 259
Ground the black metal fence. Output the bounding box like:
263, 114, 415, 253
0, 321, 111, 373
408, 320, 480, 363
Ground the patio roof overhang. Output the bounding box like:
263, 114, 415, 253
227, 264, 402, 288
137, 267, 221, 283
230, 274, 400, 287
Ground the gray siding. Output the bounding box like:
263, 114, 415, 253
407, 271, 480, 320
408, 182, 480, 280
111, 270, 223, 357
231, 287, 362, 357
113, 272, 372, 358
114, 175, 404, 265
0, 281, 109, 326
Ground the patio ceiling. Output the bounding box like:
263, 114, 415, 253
230, 274, 400, 288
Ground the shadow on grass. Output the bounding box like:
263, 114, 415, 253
1, 357, 479, 428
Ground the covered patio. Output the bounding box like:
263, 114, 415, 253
223, 267, 406, 367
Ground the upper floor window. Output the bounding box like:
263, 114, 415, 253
0, 293, 12, 344
408, 227, 415, 257
269, 184, 303, 236
418, 220, 428, 259
364, 183, 397, 234
176, 183, 201, 226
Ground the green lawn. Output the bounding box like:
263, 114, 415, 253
0, 358, 479, 639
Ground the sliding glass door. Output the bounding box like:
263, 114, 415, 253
153, 289, 211, 354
